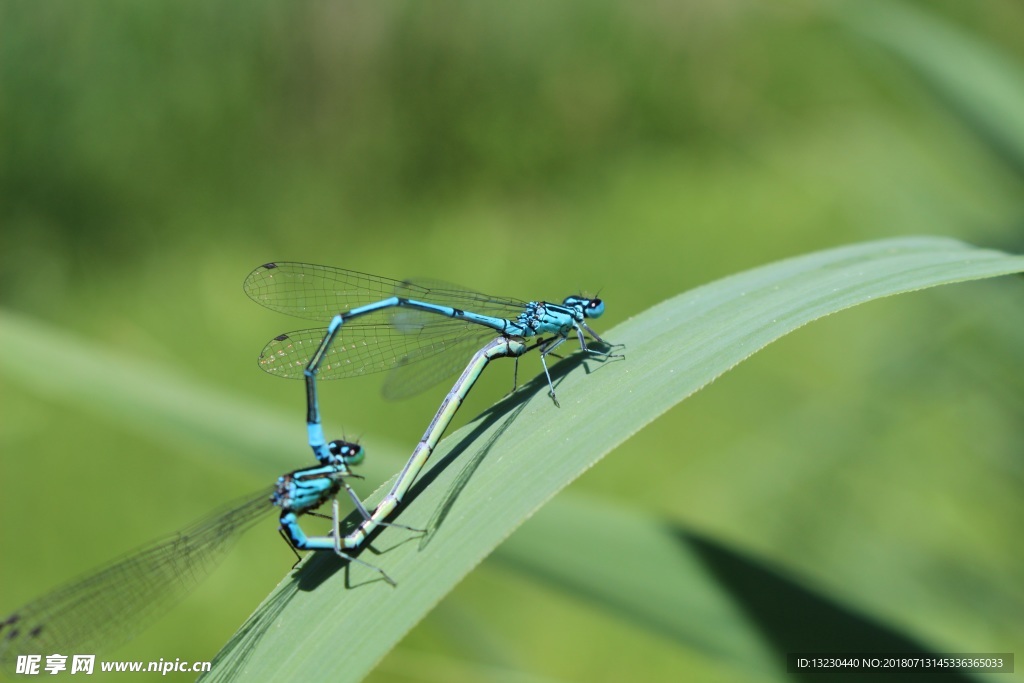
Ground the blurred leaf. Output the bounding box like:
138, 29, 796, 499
837, 0, 1024, 172
201, 237, 1024, 681
493, 495, 975, 683
493, 495, 780, 680
0, 310, 405, 480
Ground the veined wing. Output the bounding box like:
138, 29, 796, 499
396, 277, 530, 320
243, 263, 528, 323
257, 308, 498, 388
381, 329, 512, 400
0, 490, 273, 668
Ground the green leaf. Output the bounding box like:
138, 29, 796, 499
493, 494, 782, 678
492, 494, 976, 682
0, 311, 406, 480
203, 237, 1024, 681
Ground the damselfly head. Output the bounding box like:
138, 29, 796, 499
563, 295, 605, 319
329, 440, 365, 466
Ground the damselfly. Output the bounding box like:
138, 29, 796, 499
0, 441, 388, 670
243, 263, 617, 465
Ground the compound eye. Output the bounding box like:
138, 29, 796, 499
586, 299, 605, 318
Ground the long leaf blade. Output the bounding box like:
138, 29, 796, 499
204, 237, 1024, 682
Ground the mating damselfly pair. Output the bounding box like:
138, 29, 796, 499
0, 262, 618, 668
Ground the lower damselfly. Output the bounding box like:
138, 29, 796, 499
0, 440, 391, 669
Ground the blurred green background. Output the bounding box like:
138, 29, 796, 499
2, 0, 1023, 681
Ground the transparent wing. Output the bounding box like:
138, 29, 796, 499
0, 490, 274, 667
257, 308, 497, 385
381, 327, 507, 400
396, 277, 530, 319
246, 263, 541, 397
259, 325, 510, 398
243, 262, 528, 322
